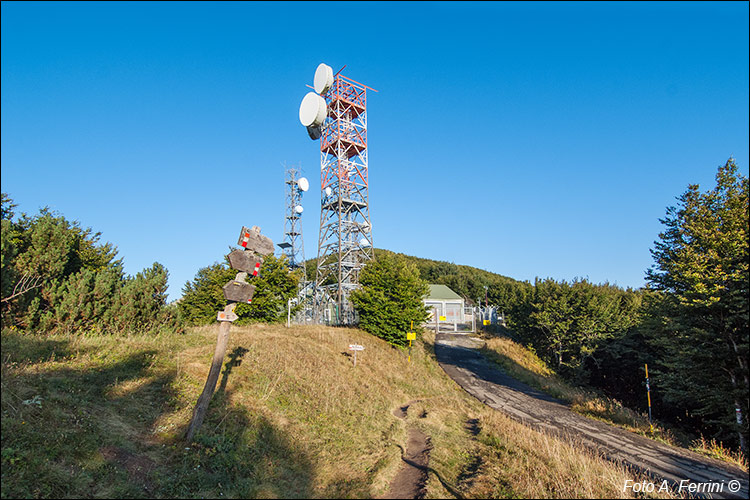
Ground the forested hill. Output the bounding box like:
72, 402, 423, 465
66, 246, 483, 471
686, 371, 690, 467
306, 248, 530, 308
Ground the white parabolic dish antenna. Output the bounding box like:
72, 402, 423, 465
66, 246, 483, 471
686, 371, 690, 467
359, 238, 370, 247
314, 63, 334, 95
324, 186, 332, 197
299, 92, 327, 127
295, 205, 304, 214
297, 177, 309, 192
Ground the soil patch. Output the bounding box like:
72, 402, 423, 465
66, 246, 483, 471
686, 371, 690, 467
385, 427, 431, 499
100, 446, 155, 493
385, 401, 432, 499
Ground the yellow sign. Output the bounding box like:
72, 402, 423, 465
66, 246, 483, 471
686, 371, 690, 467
483, 319, 490, 326
407, 331, 416, 340
439, 315, 446, 321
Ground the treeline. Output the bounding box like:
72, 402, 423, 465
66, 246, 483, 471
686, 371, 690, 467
0, 192, 302, 333
1, 193, 176, 334
362, 159, 748, 453
177, 255, 301, 326
511, 160, 746, 453
366, 249, 533, 312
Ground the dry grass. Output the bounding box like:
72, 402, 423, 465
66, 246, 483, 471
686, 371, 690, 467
690, 436, 749, 471
481, 335, 748, 472
2, 324, 679, 498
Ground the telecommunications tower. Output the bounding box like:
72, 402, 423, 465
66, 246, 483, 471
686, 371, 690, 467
298, 63, 375, 324
278, 165, 309, 279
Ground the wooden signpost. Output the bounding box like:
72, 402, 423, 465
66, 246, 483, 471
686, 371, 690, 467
349, 344, 364, 367
185, 225, 273, 442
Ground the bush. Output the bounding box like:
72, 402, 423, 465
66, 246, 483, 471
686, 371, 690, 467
179, 254, 300, 325
1, 193, 175, 334
350, 253, 429, 347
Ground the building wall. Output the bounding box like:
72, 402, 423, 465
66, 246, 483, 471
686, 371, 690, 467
425, 300, 465, 322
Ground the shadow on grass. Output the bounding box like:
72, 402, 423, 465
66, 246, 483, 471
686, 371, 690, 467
1, 329, 78, 364
167, 382, 314, 498
217, 346, 249, 394
2, 335, 314, 499
1, 346, 173, 498
478, 346, 572, 402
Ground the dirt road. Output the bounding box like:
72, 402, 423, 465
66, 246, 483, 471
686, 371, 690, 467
435, 332, 749, 499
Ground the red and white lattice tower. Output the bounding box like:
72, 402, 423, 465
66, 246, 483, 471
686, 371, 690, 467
314, 70, 374, 324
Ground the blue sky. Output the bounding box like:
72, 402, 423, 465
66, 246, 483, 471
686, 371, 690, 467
2, 1, 748, 301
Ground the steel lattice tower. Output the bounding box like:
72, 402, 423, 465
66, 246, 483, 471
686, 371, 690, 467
315, 73, 373, 323
279, 165, 306, 279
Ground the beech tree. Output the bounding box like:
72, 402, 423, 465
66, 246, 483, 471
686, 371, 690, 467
509, 278, 641, 380
645, 158, 749, 451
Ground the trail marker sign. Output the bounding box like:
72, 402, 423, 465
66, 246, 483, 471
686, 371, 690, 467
186, 225, 273, 443
348, 344, 364, 367
238, 226, 274, 255
227, 249, 263, 275
222, 280, 256, 303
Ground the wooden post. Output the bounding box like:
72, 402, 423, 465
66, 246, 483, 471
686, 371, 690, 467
185, 225, 273, 442
186, 320, 232, 442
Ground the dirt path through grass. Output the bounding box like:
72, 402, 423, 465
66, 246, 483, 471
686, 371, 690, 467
383, 401, 431, 499
435, 332, 750, 499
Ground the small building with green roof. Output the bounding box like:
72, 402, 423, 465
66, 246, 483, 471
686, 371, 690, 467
424, 284, 465, 323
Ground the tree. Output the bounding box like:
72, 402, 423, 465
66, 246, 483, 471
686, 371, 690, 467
237, 254, 301, 324
179, 254, 300, 325
645, 158, 749, 451
179, 262, 236, 325
350, 253, 429, 347
508, 278, 642, 381
1, 194, 173, 334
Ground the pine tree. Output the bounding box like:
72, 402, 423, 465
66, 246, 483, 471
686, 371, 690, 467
646, 158, 749, 452
350, 253, 429, 347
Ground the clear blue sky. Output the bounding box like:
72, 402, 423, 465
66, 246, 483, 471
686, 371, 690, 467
2, 1, 748, 301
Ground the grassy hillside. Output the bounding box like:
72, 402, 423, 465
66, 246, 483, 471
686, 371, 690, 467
2, 324, 673, 499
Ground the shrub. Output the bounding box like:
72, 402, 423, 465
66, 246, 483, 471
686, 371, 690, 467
350, 253, 429, 347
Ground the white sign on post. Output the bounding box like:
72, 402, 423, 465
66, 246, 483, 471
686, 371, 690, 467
348, 344, 365, 367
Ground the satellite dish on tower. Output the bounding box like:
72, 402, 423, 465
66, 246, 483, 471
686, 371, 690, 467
297, 177, 309, 192
306, 125, 321, 140
314, 63, 334, 95
295, 205, 304, 214
324, 186, 332, 197
299, 92, 327, 127
359, 238, 371, 248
